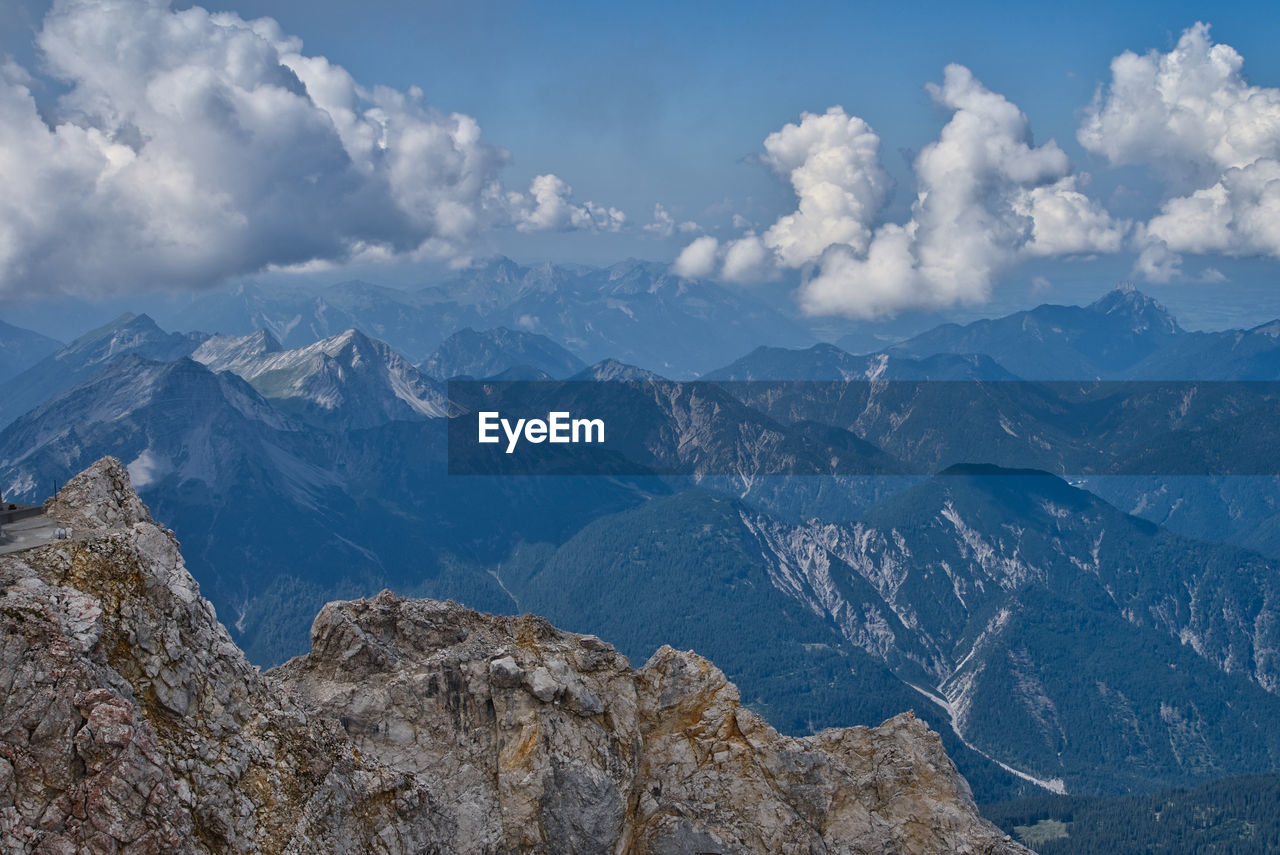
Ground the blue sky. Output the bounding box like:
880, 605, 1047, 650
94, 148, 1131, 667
176, 1, 1280, 236
5, 0, 1280, 327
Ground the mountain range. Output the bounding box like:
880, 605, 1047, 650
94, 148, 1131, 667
160, 258, 813, 376
0, 312, 206, 431
883, 284, 1280, 382
193, 328, 449, 429
6, 275, 1280, 811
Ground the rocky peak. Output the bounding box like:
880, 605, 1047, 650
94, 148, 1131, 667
276, 593, 1026, 854
1, 458, 1028, 854
1087, 285, 1182, 334
44, 455, 152, 531
59, 312, 165, 362
191, 329, 284, 375
575, 358, 660, 382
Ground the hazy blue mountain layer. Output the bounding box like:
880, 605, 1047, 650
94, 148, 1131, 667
0, 313, 206, 430
0, 319, 61, 384
167, 258, 813, 375
420, 326, 586, 380
5, 282, 1280, 807
886, 286, 1183, 379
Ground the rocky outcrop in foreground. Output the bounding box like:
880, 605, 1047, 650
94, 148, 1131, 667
0, 457, 1028, 854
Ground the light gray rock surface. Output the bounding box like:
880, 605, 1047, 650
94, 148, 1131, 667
0, 457, 1029, 854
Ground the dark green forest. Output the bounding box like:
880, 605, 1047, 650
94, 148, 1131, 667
984, 774, 1280, 854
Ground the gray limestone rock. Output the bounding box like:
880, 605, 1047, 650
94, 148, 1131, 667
0, 457, 1029, 855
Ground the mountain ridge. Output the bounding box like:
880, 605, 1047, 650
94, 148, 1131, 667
193, 327, 449, 428
0, 319, 62, 384
0, 312, 208, 430
420, 326, 586, 380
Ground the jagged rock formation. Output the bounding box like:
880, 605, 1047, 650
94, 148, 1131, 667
0, 457, 1027, 854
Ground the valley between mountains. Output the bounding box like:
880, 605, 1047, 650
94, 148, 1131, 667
5, 264, 1280, 824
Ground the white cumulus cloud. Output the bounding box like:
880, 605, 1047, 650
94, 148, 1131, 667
682, 65, 1124, 317
642, 202, 698, 238
671, 106, 893, 288
671, 235, 719, 278
759, 106, 892, 266
0, 0, 622, 299
506, 174, 625, 233
721, 233, 775, 283
1079, 23, 1280, 181
1015, 178, 1128, 257
1082, 23, 1280, 279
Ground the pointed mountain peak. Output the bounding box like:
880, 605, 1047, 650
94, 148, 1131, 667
62, 313, 168, 358
113, 312, 164, 335
1080, 286, 1177, 340
574, 359, 662, 382
321, 328, 378, 354
74, 312, 136, 341
250, 328, 283, 351
217, 328, 283, 351
330, 327, 364, 343
1086, 285, 1182, 334
191, 329, 284, 373
1249, 319, 1280, 338
476, 255, 523, 279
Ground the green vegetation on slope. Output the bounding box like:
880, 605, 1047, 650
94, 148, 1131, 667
984, 774, 1280, 854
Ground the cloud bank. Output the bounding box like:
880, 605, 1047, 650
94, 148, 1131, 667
683, 66, 1126, 318
0, 0, 620, 299
686, 21, 1280, 317
6, 10, 1277, 314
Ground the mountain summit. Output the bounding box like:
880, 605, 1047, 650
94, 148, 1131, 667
0, 313, 206, 429
889, 285, 1183, 378
1086, 284, 1181, 334
194, 328, 448, 428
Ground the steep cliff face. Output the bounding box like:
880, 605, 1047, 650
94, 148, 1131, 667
0, 457, 1027, 855
0, 458, 445, 854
